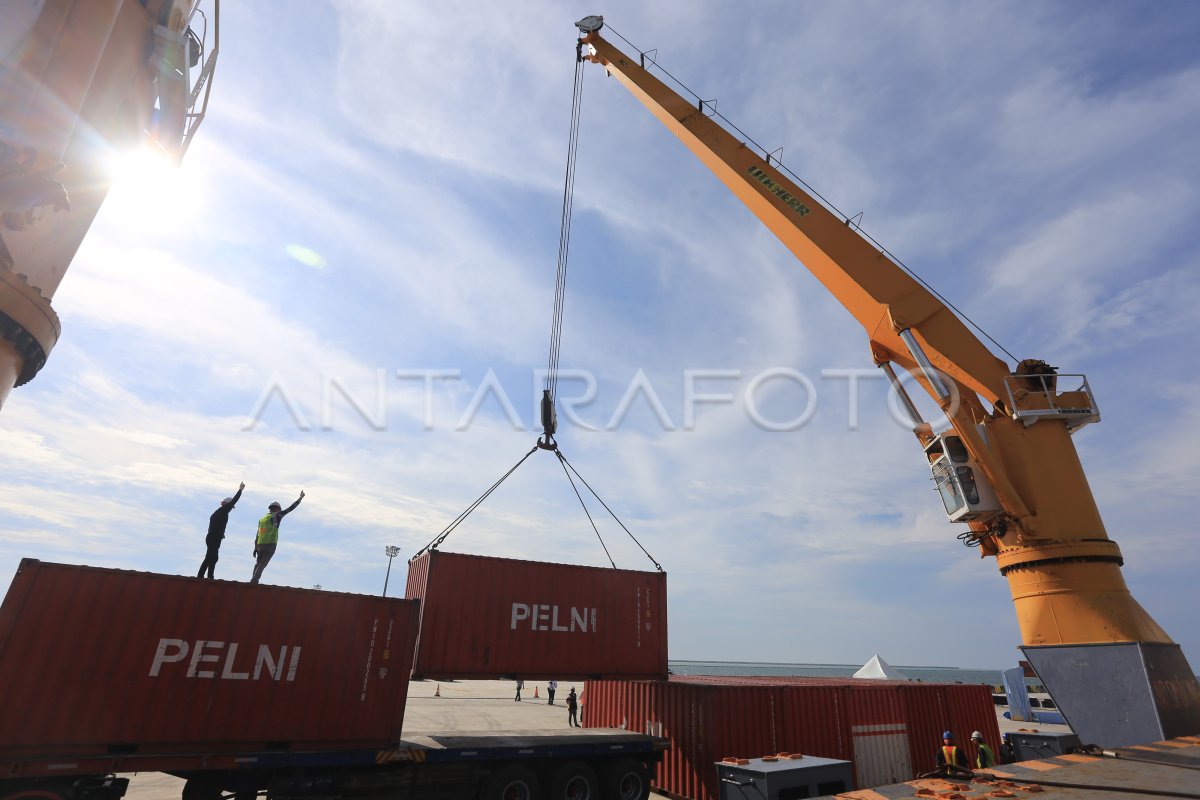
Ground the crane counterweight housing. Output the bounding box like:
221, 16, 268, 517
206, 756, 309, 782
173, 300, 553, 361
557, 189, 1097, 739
576, 15, 1200, 746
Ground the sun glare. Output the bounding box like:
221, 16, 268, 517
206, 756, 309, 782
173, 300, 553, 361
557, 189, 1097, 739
104, 148, 207, 233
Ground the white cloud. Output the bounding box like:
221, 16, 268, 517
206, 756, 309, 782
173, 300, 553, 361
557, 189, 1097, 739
2, 0, 1198, 673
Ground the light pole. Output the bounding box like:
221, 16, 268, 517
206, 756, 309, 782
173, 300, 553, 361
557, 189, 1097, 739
383, 545, 401, 596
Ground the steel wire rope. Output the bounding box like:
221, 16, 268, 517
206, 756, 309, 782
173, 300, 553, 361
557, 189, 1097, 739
600, 24, 1020, 366
412, 444, 539, 558
538, 37, 662, 572
555, 452, 617, 569
556, 449, 663, 572
545, 49, 587, 410
1079, 745, 1200, 773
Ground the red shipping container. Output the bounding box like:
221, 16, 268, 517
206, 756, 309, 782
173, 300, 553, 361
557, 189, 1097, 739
404, 550, 667, 680
0, 560, 419, 758
584, 675, 999, 800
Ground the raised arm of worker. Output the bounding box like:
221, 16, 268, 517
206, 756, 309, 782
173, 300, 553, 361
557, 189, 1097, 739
228, 481, 245, 507
278, 490, 305, 519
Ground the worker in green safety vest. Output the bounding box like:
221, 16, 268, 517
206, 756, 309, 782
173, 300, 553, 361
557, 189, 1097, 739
972, 731, 996, 769
251, 490, 305, 584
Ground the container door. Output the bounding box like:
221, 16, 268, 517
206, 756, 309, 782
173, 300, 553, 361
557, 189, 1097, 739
851, 723, 912, 788
847, 687, 912, 788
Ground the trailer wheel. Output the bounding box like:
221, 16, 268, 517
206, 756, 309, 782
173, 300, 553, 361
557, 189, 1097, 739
603, 759, 649, 800
480, 764, 539, 800
545, 761, 599, 800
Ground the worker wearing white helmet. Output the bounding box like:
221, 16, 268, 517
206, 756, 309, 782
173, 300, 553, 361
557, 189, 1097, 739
971, 730, 996, 769
251, 490, 305, 584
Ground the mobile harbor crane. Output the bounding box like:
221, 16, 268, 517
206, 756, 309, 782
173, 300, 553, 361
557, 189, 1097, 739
574, 14, 1199, 748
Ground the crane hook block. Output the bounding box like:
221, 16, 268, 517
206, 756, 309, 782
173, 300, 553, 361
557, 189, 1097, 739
541, 389, 558, 436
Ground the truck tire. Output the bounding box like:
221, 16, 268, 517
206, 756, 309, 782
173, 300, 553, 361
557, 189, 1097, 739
544, 761, 599, 800
0, 788, 69, 800
603, 759, 649, 800
480, 764, 540, 800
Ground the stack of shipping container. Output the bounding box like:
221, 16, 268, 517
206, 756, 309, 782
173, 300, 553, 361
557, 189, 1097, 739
401, 551, 1002, 798
0, 554, 1004, 800
584, 674, 1001, 799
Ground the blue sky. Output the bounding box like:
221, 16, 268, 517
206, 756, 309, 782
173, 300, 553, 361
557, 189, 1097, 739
2, 1, 1199, 672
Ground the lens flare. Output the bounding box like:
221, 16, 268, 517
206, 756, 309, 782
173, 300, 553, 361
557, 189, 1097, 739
285, 244, 326, 269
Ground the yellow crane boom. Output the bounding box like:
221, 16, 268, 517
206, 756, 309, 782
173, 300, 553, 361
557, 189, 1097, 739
575, 14, 1199, 746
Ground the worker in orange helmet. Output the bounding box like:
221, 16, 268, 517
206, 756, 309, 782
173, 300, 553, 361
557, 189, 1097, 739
935, 730, 968, 770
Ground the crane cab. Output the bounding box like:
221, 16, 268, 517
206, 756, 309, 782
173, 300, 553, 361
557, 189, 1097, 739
925, 433, 1001, 523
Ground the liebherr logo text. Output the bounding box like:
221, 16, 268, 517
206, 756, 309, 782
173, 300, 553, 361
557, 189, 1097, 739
511, 604, 596, 632
149, 638, 301, 681
747, 166, 811, 216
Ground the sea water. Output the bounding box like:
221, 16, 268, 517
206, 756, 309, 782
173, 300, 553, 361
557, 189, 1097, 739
669, 660, 1006, 687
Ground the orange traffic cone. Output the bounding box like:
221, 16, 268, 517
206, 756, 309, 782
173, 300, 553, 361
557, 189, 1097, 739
435, 684, 441, 697
534, 686, 539, 698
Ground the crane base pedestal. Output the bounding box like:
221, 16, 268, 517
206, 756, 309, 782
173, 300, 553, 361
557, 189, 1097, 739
1021, 641, 1200, 747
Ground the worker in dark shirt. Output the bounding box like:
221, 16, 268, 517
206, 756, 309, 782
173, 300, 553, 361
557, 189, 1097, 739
1000, 733, 1017, 764
197, 482, 244, 579
566, 687, 580, 727
935, 730, 968, 770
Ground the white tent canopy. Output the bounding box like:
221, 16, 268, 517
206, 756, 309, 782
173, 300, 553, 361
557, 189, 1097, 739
853, 654, 907, 680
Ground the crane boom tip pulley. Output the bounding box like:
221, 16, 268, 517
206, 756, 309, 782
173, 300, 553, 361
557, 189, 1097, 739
576, 15, 605, 33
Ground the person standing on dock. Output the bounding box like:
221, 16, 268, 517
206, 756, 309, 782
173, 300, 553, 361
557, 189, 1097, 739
251, 490, 304, 584
566, 687, 579, 727
935, 731, 967, 770
197, 482, 244, 579
547, 679, 557, 705
515, 679, 524, 701
971, 731, 996, 769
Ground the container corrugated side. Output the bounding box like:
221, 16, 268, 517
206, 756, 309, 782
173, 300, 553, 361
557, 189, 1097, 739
945, 683, 1002, 766
893, 684, 939, 773
586, 675, 1001, 799
0, 559, 419, 758
405, 550, 667, 680
898, 683, 1000, 772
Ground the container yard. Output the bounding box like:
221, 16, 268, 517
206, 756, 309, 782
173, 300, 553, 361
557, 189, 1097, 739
107, 680, 1200, 800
